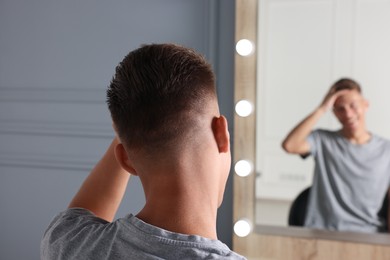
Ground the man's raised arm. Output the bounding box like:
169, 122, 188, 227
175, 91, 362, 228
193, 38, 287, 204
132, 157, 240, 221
281, 86, 348, 155
68, 137, 130, 222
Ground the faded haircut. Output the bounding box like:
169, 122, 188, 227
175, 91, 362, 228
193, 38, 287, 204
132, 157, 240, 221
107, 43, 216, 153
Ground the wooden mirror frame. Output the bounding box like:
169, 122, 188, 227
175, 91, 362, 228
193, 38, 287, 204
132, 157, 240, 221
233, 0, 390, 259
233, 0, 257, 255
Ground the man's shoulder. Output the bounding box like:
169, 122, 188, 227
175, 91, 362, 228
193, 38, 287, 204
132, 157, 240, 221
41, 209, 247, 260
311, 129, 340, 140
372, 132, 390, 142
313, 128, 338, 134
370, 133, 390, 149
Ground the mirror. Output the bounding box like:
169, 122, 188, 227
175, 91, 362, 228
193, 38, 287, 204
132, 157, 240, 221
233, 0, 390, 258
254, 0, 390, 227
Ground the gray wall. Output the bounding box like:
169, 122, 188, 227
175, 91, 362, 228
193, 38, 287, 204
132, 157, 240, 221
0, 0, 235, 259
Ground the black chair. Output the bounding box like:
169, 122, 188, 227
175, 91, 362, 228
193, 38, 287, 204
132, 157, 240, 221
288, 187, 310, 226
378, 194, 389, 228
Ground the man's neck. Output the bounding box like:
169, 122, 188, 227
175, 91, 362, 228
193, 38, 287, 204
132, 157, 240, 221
133, 136, 224, 240
341, 127, 371, 144
135, 189, 219, 240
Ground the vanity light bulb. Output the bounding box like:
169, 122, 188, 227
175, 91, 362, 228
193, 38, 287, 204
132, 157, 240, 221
235, 100, 252, 117
235, 39, 253, 56
234, 160, 252, 177
234, 219, 252, 237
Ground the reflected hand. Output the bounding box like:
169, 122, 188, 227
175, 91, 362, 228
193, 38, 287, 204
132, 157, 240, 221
319, 86, 349, 112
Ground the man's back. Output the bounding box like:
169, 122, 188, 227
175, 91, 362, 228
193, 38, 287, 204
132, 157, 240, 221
41, 208, 245, 259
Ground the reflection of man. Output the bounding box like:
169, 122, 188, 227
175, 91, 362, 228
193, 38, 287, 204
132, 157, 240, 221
282, 78, 390, 232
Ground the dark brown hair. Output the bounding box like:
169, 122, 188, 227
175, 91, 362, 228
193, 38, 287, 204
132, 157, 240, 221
333, 78, 362, 93
107, 44, 216, 153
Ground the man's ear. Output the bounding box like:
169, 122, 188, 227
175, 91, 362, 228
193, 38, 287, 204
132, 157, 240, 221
212, 115, 230, 153
114, 143, 138, 176
364, 99, 370, 109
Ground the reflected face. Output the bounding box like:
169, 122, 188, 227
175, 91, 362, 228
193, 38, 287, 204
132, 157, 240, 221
333, 90, 368, 133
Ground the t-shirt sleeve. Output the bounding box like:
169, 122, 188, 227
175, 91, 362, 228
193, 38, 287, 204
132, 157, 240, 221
40, 208, 110, 260
301, 130, 319, 159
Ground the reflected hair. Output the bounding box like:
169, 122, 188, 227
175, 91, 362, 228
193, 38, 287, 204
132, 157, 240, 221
333, 78, 362, 93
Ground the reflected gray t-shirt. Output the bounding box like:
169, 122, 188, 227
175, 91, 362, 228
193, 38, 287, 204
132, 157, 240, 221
304, 129, 390, 232
41, 208, 246, 260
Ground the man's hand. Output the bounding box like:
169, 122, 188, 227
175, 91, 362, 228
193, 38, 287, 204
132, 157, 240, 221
319, 85, 350, 112
282, 85, 348, 155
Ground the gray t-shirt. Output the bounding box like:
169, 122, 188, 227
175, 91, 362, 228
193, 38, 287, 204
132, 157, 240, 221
304, 129, 390, 232
41, 208, 246, 260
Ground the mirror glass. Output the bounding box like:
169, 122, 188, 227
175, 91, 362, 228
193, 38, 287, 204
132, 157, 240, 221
254, 0, 390, 227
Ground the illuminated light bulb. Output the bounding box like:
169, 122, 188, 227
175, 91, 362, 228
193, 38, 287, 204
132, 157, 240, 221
235, 39, 254, 56
234, 160, 252, 177
234, 219, 252, 237
235, 100, 252, 117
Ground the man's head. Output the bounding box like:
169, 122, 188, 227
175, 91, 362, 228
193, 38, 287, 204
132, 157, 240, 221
107, 44, 217, 154
107, 44, 231, 209
332, 78, 368, 134
332, 78, 362, 93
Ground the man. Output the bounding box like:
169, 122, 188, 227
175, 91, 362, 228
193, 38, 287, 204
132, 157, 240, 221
41, 44, 246, 259
282, 78, 390, 232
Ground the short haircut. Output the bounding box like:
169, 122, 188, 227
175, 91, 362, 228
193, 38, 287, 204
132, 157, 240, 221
107, 43, 216, 153
333, 78, 362, 93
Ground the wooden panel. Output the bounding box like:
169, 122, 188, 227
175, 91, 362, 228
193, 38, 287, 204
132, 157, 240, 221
234, 0, 258, 254
243, 230, 390, 260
